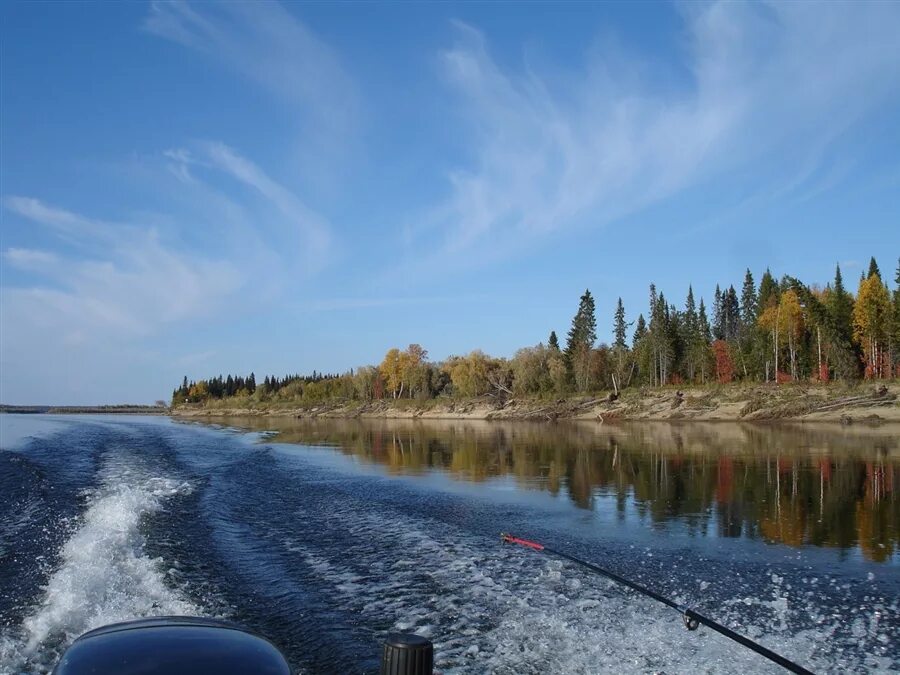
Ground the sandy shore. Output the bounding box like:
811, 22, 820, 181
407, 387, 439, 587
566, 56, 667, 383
172, 382, 900, 424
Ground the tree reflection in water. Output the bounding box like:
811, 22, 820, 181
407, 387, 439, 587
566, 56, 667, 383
220, 418, 898, 563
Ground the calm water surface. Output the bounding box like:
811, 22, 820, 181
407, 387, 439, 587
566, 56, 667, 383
0, 415, 897, 674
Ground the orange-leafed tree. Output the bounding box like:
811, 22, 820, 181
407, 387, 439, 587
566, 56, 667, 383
712, 340, 734, 384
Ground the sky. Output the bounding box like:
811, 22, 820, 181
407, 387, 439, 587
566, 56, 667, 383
1, 1, 899, 405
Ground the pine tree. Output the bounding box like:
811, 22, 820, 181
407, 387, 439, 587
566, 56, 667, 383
548, 330, 560, 352
248, 372, 257, 393
613, 298, 627, 349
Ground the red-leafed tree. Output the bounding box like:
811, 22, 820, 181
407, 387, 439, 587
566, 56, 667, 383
712, 340, 734, 384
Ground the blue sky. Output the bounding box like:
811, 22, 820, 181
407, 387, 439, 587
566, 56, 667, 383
1, 1, 899, 405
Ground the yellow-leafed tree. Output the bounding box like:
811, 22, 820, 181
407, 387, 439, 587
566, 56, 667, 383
853, 274, 891, 378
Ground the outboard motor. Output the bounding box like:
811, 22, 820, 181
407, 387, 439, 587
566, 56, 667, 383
52, 616, 292, 675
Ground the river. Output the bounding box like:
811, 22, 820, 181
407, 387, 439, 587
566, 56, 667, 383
0, 414, 897, 673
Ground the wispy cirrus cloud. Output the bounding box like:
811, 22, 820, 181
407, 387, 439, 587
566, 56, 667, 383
413, 2, 900, 262
143, 1, 358, 139
2, 141, 333, 349
2, 197, 242, 338
163, 141, 332, 269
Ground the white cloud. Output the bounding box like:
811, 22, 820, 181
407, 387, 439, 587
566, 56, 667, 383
2, 138, 334, 348
203, 141, 331, 262
416, 2, 900, 261
3, 247, 59, 270
143, 1, 357, 138
0, 140, 336, 405
3, 199, 243, 339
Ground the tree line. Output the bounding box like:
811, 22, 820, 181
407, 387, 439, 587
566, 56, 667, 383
173, 256, 900, 406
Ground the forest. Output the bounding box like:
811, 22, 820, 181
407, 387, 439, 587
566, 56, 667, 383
172, 257, 900, 407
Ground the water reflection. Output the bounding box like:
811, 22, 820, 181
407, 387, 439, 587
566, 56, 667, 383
216, 418, 899, 563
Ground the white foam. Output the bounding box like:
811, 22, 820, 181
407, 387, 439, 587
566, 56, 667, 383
278, 501, 886, 673
0, 455, 198, 674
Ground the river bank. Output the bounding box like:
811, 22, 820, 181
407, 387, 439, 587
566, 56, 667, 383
172, 382, 900, 424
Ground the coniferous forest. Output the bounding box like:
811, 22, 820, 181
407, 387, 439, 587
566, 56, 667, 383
173, 257, 900, 407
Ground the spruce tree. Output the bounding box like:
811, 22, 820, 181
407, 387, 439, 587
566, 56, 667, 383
740, 269, 757, 326
565, 289, 597, 391
685, 286, 698, 329
868, 257, 881, 280
827, 264, 854, 345
713, 285, 724, 340
633, 314, 647, 346
548, 330, 560, 352
613, 298, 627, 349
684, 287, 700, 381
758, 269, 778, 314
566, 289, 597, 355
724, 286, 740, 340
698, 299, 711, 343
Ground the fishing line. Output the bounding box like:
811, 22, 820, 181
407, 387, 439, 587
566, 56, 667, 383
500, 533, 813, 675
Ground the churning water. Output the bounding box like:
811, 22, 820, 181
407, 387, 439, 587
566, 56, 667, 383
0, 415, 897, 673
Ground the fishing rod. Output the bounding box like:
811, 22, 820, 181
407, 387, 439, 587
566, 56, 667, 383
500, 533, 813, 675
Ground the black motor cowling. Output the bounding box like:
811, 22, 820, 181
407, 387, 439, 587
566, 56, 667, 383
52, 616, 292, 675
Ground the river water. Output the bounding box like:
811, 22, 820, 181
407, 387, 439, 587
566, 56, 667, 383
0, 414, 896, 673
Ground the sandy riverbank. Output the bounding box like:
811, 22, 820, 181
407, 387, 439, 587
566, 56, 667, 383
172, 382, 900, 424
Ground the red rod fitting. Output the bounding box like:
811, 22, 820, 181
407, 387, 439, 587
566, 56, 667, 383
501, 533, 545, 550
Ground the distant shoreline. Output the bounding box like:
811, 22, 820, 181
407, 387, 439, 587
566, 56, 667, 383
0, 405, 168, 415
171, 382, 900, 425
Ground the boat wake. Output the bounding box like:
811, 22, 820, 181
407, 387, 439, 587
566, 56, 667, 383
0, 452, 198, 675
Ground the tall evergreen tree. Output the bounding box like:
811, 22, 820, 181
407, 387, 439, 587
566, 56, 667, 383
698, 299, 711, 343
868, 256, 881, 280
548, 330, 560, 352
740, 269, 757, 326
683, 287, 701, 381
827, 264, 854, 343
566, 290, 597, 391
685, 286, 697, 326
758, 268, 779, 314
566, 289, 597, 355
724, 286, 740, 340
633, 314, 647, 346
613, 298, 627, 349
650, 291, 674, 384
713, 285, 725, 340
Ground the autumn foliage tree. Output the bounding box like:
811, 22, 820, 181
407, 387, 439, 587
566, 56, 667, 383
853, 273, 892, 378
712, 340, 735, 383
172, 256, 900, 410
